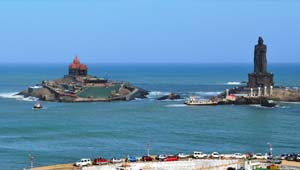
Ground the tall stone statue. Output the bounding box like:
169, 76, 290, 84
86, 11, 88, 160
254, 37, 267, 73
248, 37, 274, 88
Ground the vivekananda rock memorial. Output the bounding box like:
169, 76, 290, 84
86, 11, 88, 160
18, 56, 148, 102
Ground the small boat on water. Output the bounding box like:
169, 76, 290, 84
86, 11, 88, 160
184, 96, 218, 106
260, 99, 276, 107
33, 102, 42, 109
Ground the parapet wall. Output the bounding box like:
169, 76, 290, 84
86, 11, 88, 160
83, 159, 240, 170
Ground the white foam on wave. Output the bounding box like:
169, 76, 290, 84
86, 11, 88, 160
249, 104, 287, 109
0, 92, 38, 102
194, 91, 222, 96
226, 81, 242, 85
276, 105, 289, 109
147, 91, 170, 98
279, 101, 300, 105
160, 98, 185, 102
249, 104, 269, 108
165, 104, 187, 108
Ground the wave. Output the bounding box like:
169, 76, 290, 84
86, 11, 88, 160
147, 91, 170, 99
249, 104, 288, 109
226, 81, 242, 85
165, 104, 187, 107
160, 98, 185, 102
194, 91, 222, 96
0, 92, 38, 102
279, 101, 300, 104
147, 91, 221, 100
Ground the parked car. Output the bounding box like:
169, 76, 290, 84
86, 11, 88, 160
286, 154, 296, 161
177, 152, 190, 159
232, 153, 246, 159
163, 155, 179, 161
74, 158, 92, 167
280, 154, 287, 160
253, 153, 265, 159
193, 151, 207, 159
223, 154, 233, 159
266, 159, 282, 164
94, 157, 109, 165
127, 156, 137, 162
156, 154, 167, 161
211, 152, 220, 158
110, 157, 122, 163
296, 154, 300, 162
142, 156, 153, 161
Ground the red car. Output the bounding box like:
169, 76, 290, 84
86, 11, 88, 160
93, 157, 109, 165
163, 155, 179, 161
142, 156, 153, 161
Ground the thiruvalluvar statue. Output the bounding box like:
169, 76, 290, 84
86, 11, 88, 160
254, 36, 267, 73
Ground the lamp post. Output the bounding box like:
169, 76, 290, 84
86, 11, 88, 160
28, 153, 34, 169
147, 143, 150, 156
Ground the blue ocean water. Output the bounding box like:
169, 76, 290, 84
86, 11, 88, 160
0, 63, 300, 170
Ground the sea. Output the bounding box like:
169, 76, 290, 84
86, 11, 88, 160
0, 63, 300, 170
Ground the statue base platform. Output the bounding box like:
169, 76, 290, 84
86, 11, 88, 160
248, 72, 274, 88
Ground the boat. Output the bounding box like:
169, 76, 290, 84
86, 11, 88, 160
185, 96, 218, 106
33, 102, 42, 109
260, 99, 276, 107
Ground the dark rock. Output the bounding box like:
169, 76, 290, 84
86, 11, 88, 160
157, 93, 180, 100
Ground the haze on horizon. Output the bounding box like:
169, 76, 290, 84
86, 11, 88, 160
0, 0, 300, 64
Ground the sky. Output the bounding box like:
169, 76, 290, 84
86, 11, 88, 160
0, 0, 300, 63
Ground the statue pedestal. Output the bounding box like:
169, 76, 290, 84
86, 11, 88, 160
248, 72, 274, 88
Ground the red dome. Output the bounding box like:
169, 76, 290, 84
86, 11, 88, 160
70, 63, 78, 69
79, 64, 87, 70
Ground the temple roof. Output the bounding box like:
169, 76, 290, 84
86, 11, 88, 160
69, 56, 88, 70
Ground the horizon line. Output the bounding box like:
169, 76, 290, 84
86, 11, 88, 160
1, 61, 300, 64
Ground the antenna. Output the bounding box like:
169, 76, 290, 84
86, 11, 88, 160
267, 142, 272, 158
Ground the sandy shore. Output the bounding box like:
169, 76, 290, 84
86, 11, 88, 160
281, 160, 300, 167
31, 163, 75, 170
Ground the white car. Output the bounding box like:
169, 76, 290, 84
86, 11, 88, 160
211, 152, 220, 158
157, 154, 167, 160
74, 158, 92, 167
222, 154, 233, 159
232, 153, 246, 159
177, 152, 190, 158
193, 151, 207, 159
296, 154, 300, 161
253, 153, 265, 159
111, 157, 123, 163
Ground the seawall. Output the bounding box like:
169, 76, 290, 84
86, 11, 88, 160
83, 159, 240, 170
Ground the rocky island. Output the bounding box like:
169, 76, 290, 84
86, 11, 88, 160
18, 57, 148, 102
211, 37, 300, 105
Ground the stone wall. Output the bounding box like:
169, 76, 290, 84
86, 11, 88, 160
83, 159, 240, 170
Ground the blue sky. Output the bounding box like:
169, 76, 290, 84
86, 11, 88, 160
0, 0, 300, 63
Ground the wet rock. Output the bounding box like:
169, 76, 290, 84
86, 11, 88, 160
157, 93, 181, 100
